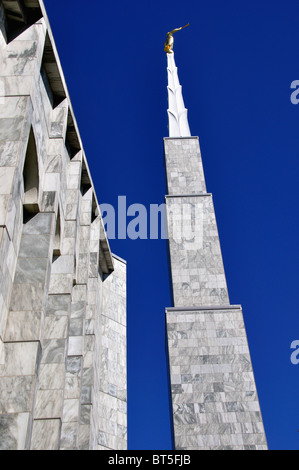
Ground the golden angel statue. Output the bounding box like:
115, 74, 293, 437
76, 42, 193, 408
164, 23, 189, 54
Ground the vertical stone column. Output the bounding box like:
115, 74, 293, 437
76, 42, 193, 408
0, 17, 50, 449
164, 137, 267, 450
0, 94, 32, 366
22, 38, 70, 444
58, 155, 84, 450
97, 255, 127, 450
74, 187, 92, 450
165, 137, 229, 306
82, 215, 103, 449
30, 137, 73, 449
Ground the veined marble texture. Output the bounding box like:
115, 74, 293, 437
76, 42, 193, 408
164, 137, 206, 195
166, 307, 267, 450
0, 0, 127, 450
166, 194, 229, 308
164, 135, 267, 450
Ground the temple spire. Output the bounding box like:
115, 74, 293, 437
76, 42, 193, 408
164, 25, 191, 137
166, 52, 191, 137
163, 25, 267, 451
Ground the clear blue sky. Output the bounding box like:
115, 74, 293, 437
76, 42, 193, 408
44, 0, 299, 450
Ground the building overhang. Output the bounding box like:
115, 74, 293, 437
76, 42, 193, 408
2, 0, 43, 38
2, 0, 115, 275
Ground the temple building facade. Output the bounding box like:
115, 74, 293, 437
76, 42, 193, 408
0, 0, 268, 452
164, 50, 268, 450
0, 0, 127, 450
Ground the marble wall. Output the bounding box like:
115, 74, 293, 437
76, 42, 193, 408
166, 306, 267, 450
98, 256, 127, 450
164, 137, 206, 196
0, 1, 127, 450
164, 137, 267, 450
166, 193, 229, 307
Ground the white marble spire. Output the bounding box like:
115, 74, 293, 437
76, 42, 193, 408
166, 52, 191, 137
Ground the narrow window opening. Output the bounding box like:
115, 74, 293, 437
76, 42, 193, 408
2, 1, 43, 43
23, 128, 39, 216
41, 33, 66, 108
73, 255, 77, 286
91, 194, 98, 223
80, 160, 91, 196
66, 110, 81, 159
53, 208, 61, 258
41, 63, 54, 108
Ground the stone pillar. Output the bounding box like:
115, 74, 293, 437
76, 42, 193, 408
97, 255, 127, 450
164, 137, 267, 450
0, 16, 49, 448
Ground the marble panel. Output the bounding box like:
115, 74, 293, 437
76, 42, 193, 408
60, 422, 78, 450
0, 341, 39, 377
166, 307, 267, 450
41, 339, 67, 364
0, 413, 29, 450
5, 310, 42, 341
34, 389, 63, 419
0, 376, 34, 413
30, 419, 61, 450
38, 363, 65, 390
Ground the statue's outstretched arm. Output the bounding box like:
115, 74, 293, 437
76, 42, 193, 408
170, 23, 189, 35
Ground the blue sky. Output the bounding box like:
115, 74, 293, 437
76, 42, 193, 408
44, 0, 299, 450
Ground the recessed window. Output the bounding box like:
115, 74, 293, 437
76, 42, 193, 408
66, 110, 81, 159
53, 207, 61, 257
41, 33, 66, 108
23, 128, 39, 215
80, 160, 91, 196
2, 0, 43, 43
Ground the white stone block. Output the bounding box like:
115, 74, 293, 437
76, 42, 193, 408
0, 412, 29, 450
68, 162, 81, 176
38, 363, 65, 390
43, 173, 59, 191
62, 398, 79, 423
68, 336, 83, 356
4, 311, 42, 342
0, 96, 27, 119
67, 175, 79, 189
34, 389, 63, 419
0, 167, 15, 195
43, 316, 68, 340
51, 255, 74, 274
30, 419, 60, 450
49, 273, 73, 295
6, 200, 16, 240
0, 194, 8, 225
0, 342, 39, 376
